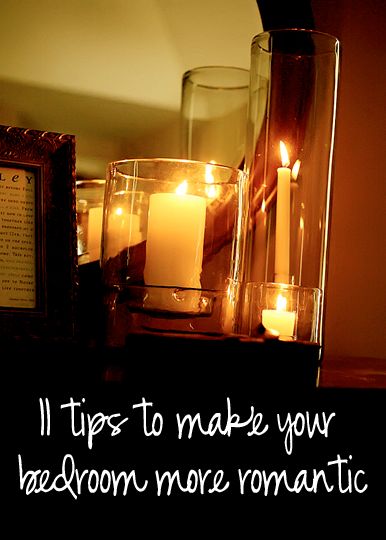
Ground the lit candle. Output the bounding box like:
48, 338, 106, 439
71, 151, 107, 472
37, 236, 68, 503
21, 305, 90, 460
87, 206, 103, 261
291, 159, 301, 182
298, 214, 305, 285
144, 181, 206, 288
107, 207, 142, 257
275, 141, 291, 283
205, 161, 219, 199
291, 160, 303, 285
262, 293, 296, 337
144, 180, 206, 290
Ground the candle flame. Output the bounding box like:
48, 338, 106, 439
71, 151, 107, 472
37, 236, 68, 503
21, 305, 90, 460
276, 293, 287, 311
279, 141, 290, 167
300, 216, 304, 230
291, 159, 301, 180
205, 162, 218, 199
114, 207, 124, 216
176, 180, 188, 196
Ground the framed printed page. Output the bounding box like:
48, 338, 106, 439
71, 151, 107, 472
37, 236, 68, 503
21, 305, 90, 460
0, 125, 77, 341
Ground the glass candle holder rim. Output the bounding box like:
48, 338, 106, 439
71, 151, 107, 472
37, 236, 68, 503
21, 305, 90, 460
252, 28, 340, 53
108, 158, 247, 186
244, 281, 322, 296
76, 179, 106, 207
76, 178, 106, 187
182, 65, 250, 90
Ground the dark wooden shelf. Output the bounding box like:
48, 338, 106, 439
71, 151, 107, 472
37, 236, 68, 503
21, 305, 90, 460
320, 354, 386, 389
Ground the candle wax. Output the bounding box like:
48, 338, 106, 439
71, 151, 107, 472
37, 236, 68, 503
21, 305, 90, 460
262, 308, 296, 337
275, 166, 291, 283
144, 191, 206, 312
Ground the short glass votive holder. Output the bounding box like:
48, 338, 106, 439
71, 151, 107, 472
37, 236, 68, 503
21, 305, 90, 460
76, 179, 106, 264
241, 282, 322, 344
101, 158, 246, 345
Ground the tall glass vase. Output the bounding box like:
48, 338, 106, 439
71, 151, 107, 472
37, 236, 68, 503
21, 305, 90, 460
240, 30, 340, 352
180, 66, 250, 169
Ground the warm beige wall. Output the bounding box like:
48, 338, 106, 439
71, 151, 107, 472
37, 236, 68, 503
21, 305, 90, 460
312, 0, 386, 359
0, 0, 262, 178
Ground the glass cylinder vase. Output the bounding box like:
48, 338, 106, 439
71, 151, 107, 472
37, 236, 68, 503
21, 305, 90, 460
180, 66, 250, 168
101, 158, 247, 345
240, 29, 340, 351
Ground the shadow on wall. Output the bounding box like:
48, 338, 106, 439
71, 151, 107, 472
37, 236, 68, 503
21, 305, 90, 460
0, 78, 180, 178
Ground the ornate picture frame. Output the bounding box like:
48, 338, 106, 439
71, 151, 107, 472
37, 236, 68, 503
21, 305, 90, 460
0, 125, 78, 341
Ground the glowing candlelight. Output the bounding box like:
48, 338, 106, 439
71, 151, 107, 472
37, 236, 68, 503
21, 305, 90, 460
262, 292, 296, 337
144, 180, 206, 290
87, 206, 103, 260
107, 206, 142, 257
291, 159, 301, 181
205, 161, 218, 199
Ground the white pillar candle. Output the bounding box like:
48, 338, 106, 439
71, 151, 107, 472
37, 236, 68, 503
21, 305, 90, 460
262, 293, 296, 337
143, 181, 207, 313
275, 141, 291, 283
144, 181, 206, 289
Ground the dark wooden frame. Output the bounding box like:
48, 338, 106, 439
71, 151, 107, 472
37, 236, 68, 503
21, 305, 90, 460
0, 125, 78, 341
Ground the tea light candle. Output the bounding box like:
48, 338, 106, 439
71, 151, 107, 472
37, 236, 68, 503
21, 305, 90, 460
275, 141, 291, 283
144, 181, 206, 289
262, 293, 296, 337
